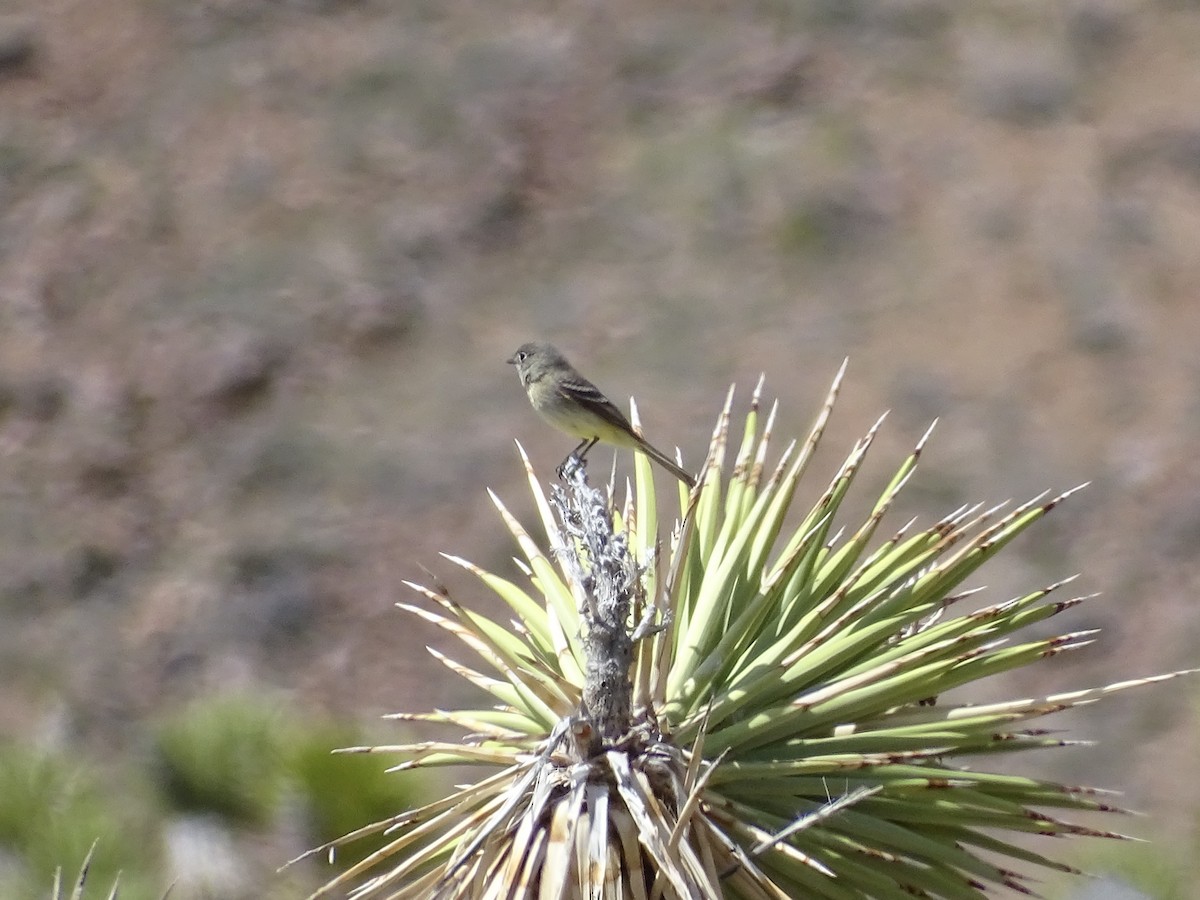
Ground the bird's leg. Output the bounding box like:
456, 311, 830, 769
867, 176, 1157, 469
557, 438, 599, 481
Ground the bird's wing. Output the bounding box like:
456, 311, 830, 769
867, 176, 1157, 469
557, 377, 637, 433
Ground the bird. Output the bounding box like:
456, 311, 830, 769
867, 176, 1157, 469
507, 341, 696, 488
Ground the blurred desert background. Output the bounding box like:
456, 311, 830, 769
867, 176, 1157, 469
1, 0, 1198, 897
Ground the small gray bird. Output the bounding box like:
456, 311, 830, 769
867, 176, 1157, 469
507, 342, 696, 488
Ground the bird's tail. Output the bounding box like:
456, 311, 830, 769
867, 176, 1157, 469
637, 439, 697, 489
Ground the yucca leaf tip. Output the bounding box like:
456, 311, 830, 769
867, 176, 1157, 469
294, 366, 1195, 899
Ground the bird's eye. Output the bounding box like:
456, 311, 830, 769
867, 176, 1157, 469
517, 351, 527, 361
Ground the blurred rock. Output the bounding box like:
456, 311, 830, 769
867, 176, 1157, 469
454, 30, 573, 97
377, 210, 449, 272
1153, 127, 1200, 184
1067, 0, 1133, 66
66, 372, 141, 496
313, 236, 425, 347
616, 24, 688, 117
735, 41, 816, 109
234, 426, 331, 497
1154, 483, 1200, 563
800, 0, 951, 34
1104, 128, 1195, 183
866, 0, 952, 37
0, 16, 37, 76
1101, 191, 1156, 247
341, 275, 423, 348
33, 184, 103, 323
67, 544, 121, 600
224, 547, 328, 652
166, 0, 361, 45
0, 554, 54, 614
11, 374, 66, 422
807, 0, 869, 26
1053, 241, 1138, 354
224, 152, 277, 207
5, 542, 125, 611
164, 815, 250, 899
462, 181, 531, 252
280, 0, 365, 11
1190, 364, 1200, 434
776, 178, 894, 259
0, 846, 26, 896
971, 190, 1023, 242
960, 33, 1078, 125
194, 328, 288, 414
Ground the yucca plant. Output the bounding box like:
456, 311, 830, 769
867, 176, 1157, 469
292, 364, 1193, 898
48, 848, 173, 900
50, 843, 118, 900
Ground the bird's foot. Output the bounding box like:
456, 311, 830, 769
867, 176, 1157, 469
557, 453, 587, 483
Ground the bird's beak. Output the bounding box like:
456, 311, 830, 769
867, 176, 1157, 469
505, 355, 518, 365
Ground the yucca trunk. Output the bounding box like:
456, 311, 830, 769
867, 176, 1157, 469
294, 367, 1194, 899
